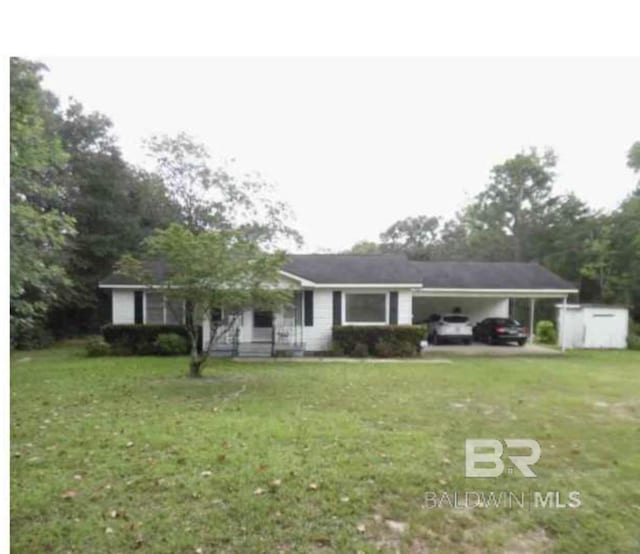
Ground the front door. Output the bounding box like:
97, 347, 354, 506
253, 310, 273, 342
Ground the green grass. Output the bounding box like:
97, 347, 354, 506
10, 345, 640, 553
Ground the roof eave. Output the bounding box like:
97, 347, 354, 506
415, 287, 578, 298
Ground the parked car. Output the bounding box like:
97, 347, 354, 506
473, 317, 528, 346
428, 314, 473, 345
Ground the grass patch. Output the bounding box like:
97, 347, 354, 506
11, 345, 640, 553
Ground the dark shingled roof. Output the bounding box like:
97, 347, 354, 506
410, 261, 576, 290
283, 254, 423, 284
99, 255, 576, 290
99, 260, 168, 286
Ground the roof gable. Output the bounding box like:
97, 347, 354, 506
283, 254, 422, 285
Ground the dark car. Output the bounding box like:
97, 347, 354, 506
473, 317, 528, 346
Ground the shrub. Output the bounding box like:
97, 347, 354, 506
374, 337, 417, 358
352, 342, 370, 358
535, 320, 557, 345
13, 325, 55, 350
332, 325, 426, 357
102, 324, 198, 355
328, 343, 345, 357
627, 335, 640, 350
86, 337, 112, 357
627, 321, 640, 350
154, 333, 189, 355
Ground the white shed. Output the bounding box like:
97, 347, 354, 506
556, 304, 629, 349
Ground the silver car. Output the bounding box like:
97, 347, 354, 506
428, 314, 473, 345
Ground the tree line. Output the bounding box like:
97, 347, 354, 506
10, 58, 300, 348
10, 57, 640, 348
350, 147, 640, 322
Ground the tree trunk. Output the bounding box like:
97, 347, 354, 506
185, 300, 203, 378
189, 333, 202, 378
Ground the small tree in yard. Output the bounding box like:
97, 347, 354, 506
117, 224, 291, 377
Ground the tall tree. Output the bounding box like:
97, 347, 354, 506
118, 224, 291, 377
145, 133, 302, 248
348, 240, 381, 254
608, 186, 640, 318
379, 215, 440, 259
48, 101, 178, 334
536, 193, 596, 284
10, 58, 75, 344
628, 141, 640, 174
470, 148, 558, 261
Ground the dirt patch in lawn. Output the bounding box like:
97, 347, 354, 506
502, 528, 554, 554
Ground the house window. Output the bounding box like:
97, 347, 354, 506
345, 293, 387, 323
146, 292, 164, 324
165, 298, 184, 324
253, 310, 273, 328
210, 307, 223, 323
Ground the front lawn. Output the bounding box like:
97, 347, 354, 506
10, 345, 640, 553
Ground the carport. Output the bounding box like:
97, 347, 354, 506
408, 262, 579, 350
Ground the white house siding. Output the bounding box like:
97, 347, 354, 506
398, 290, 413, 324
112, 290, 135, 324
301, 289, 414, 352
412, 297, 509, 326
302, 289, 334, 352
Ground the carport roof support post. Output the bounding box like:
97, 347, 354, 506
529, 298, 535, 343
560, 296, 567, 352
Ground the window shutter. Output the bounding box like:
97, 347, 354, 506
134, 291, 143, 324
389, 291, 398, 325
304, 290, 314, 326
332, 291, 342, 326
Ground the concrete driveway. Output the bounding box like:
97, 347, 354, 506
421, 342, 561, 356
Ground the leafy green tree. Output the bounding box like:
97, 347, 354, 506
379, 215, 440, 259
580, 221, 619, 302
536, 193, 596, 284
10, 58, 75, 344
608, 186, 640, 318
348, 240, 381, 254
48, 101, 178, 334
145, 133, 302, 247
469, 148, 558, 261
628, 141, 640, 174
118, 224, 291, 377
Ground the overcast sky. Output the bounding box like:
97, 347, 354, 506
40, 58, 639, 253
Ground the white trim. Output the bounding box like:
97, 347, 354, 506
103, 281, 416, 289
142, 290, 147, 324
414, 288, 577, 298
101, 283, 577, 297
278, 270, 316, 287
315, 283, 420, 289
343, 291, 389, 326
100, 283, 160, 289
